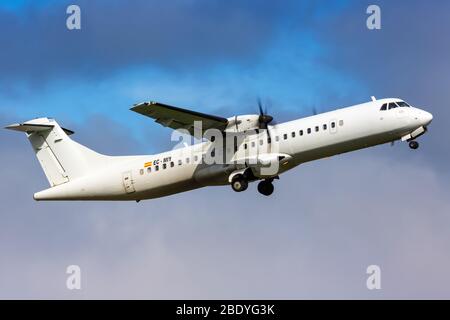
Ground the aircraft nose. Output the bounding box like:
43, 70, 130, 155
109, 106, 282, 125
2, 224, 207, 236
422, 111, 433, 126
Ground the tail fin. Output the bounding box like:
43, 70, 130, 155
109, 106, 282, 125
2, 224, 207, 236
6, 117, 109, 187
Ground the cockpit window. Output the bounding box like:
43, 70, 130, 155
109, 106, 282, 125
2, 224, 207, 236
380, 103, 387, 111
388, 102, 399, 110
397, 101, 410, 107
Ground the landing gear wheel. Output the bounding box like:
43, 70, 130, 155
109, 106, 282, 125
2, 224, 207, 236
231, 177, 248, 192
257, 180, 274, 196
409, 140, 419, 150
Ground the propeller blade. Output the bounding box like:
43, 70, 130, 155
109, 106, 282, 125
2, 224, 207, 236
255, 98, 274, 142
257, 98, 264, 116
257, 99, 276, 148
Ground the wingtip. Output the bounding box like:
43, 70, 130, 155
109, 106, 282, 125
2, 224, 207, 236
61, 127, 75, 135
4, 123, 21, 130
130, 101, 153, 111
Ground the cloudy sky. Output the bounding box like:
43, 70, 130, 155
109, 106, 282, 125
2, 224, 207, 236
1, 0, 450, 299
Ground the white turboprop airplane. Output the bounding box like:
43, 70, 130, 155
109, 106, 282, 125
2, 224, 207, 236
6, 97, 432, 201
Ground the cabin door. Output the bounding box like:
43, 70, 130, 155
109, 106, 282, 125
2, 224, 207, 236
122, 171, 136, 194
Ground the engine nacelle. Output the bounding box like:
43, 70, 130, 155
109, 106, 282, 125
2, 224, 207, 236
225, 115, 261, 133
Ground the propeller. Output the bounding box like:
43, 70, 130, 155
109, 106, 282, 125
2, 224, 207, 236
257, 98, 274, 130
257, 98, 274, 142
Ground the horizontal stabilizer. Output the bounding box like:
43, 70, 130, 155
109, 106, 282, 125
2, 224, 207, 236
5, 121, 74, 135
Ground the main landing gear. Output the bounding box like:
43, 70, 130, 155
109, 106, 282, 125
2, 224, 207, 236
257, 180, 274, 196
409, 140, 419, 150
231, 176, 248, 192
231, 175, 275, 196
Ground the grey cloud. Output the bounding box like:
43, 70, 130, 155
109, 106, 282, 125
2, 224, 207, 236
0, 0, 289, 84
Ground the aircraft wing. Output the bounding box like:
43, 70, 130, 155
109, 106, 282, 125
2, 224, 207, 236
131, 101, 229, 136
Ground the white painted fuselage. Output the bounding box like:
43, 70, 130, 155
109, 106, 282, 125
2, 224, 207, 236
22, 98, 432, 201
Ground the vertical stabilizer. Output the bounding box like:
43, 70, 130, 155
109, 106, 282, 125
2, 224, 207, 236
6, 118, 109, 187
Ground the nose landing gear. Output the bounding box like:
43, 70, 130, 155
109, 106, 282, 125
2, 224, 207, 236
409, 140, 419, 150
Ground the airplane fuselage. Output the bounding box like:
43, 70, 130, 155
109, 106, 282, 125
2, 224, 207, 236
30, 98, 433, 201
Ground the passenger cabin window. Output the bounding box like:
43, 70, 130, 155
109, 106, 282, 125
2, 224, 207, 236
155, 165, 159, 171
307, 128, 311, 134
275, 136, 279, 142
323, 124, 327, 130
186, 158, 190, 164
147, 167, 151, 173
244, 143, 248, 150
388, 102, 398, 110
140, 169, 144, 175
315, 126, 319, 132
178, 159, 182, 166
163, 163, 167, 169
170, 162, 174, 168
291, 132, 295, 138
339, 120, 344, 126
251, 141, 256, 148
259, 139, 263, 146
380, 103, 387, 111
331, 122, 336, 128
299, 130, 303, 136
283, 133, 288, 140
194, 155, 198, 162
